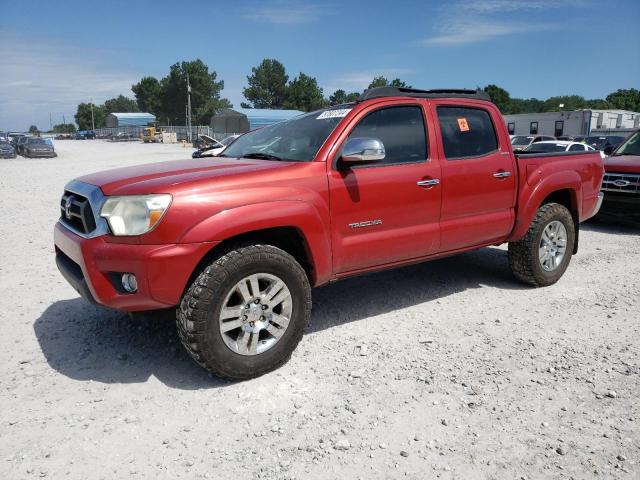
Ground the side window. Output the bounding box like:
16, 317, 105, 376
346, 106, 427, 165
569, 144, 585, 151
436, 106, 498, 160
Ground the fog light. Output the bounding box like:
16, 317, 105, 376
121, 273, 138, 293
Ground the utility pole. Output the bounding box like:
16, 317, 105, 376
49, 112, 52, 131
90, 99, 95, 131
186, 73, 193, 143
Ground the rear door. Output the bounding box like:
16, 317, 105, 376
328, 101, 441, 273
432, 101, 517, 250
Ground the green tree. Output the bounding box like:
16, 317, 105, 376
103, 95, 139, 114
74, 102, 106, 130
508, 98, 546, 114
283, 73, 326, 111
243, 59, 289, 109
367, 76, 389, 89
367, 76, 411, 90
483, 84, 511, 113
389, 78, 411, 88
329, 89, 360, 105
159, 59, 230, 124
132, 76, 162, 114
52, 123, 76, 134
585, 98, 611, 109
606, 88, 640, 111
543, 95, 587, 112
28, 125, 39, 135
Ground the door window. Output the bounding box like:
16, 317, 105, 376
437, 106, 498, 160
569, 144, 585, 151
345, 106, 427, 165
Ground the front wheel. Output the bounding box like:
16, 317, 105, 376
508, 203, 576, 287
176, 244, 312, 380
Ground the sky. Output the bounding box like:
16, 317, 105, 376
1, 0, 639, 131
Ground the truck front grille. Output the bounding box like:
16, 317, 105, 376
60, 191, 97, 235
601, 172, 640, 195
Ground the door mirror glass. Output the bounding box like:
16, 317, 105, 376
341, 137, 385, 163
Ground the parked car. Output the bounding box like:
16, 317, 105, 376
74, 130, 96, 140
510, 135, 556, 151
22, 137, 57, 158
523, 140, 604, 158
14, 135, 30, 155
0, 140, 17, 159
192, 134, 240, 158
110, 132, 136, 142
584, 135, 626, 154
598, 129, 640, 222
54, 86, 604, 379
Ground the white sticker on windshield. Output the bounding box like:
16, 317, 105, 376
317, 109, 351, 120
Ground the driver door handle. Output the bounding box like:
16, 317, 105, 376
417, 179, 440, 187
493, 171, 512, 178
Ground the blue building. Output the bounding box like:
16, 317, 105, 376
105, 112, 156, 128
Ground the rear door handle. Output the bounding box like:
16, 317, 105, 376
417, 179, 440, 187
493, 171, 512, 178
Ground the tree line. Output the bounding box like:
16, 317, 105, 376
70, 57, 640, 130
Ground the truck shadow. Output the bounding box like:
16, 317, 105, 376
34, 247, 523, 388
582, 217, 640, 235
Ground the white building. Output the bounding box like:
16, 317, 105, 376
503, 109, 639, 137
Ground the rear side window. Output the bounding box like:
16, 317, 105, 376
347, 106, 427, 165
437, 107, 498, 160
569, 144, 585, 151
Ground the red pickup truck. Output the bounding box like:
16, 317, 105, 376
54, 87, 604, 379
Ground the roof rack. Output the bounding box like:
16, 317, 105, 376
358, 86, 491, 102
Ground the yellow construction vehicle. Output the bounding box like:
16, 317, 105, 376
142, 124, 162, 143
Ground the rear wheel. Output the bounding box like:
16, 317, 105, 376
176, 244, 311, 380
508, 203, 575, 287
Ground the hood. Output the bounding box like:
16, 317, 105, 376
604, 154, 640, 174
77, 157, 297, 195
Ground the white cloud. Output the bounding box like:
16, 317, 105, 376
243, 1, 330, 25
421, 0, 581, 46
0, 33, 139, 130
422, 20, 557, 45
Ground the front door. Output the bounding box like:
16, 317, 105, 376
328, 103, 441, 273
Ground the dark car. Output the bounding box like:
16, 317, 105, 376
0, 140, 17, 159
22, 137, 57, 158
14, 135, 30, 155
74, 130, 96, 140
585, 135, 626, 154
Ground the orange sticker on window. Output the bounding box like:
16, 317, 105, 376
457, 118, 470, 132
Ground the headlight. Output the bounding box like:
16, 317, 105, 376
100, 194, 171, 236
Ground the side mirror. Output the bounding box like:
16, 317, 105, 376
603, 145, 614, 156
341, 137, 385, 163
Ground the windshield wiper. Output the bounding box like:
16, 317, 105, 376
243, 152, 284, 161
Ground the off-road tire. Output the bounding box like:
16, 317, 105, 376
508, 203, 575, 287
176, 244, 312, 380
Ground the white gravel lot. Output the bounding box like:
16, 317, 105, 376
1, 140, 638, 479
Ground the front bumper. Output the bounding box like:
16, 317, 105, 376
54, 222, 218, 311
25, 151, 57, 158
598, 192, 640, 218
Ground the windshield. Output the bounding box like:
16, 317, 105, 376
614, 131, 640, 156
524, 143, 567, 153
586, 136, 607, 148
511, 136, 532, 146
220, 135, 237, 147
27, 138, 47, 145
221, 108, 351, 162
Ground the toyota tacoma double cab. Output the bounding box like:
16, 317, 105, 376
54, 87, 604, 379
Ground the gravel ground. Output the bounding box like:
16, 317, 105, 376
1, 140, 638, 479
